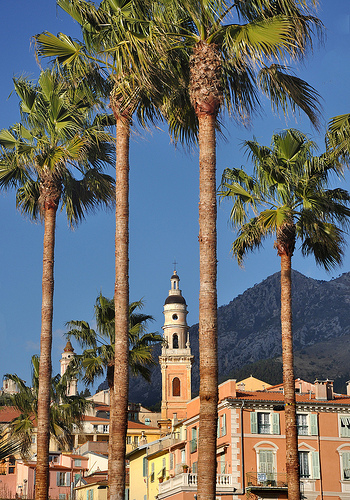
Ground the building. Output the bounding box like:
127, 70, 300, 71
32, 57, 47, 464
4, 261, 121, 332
128, 377, 350, 500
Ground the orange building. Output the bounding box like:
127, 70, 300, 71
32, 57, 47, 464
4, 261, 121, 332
155, 378, 350, 500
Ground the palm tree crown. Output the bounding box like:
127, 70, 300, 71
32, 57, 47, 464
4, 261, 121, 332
65, 293, 163, 388
3, 355, 90, 457
220, 129, 350, 269
0, 68, 115, 221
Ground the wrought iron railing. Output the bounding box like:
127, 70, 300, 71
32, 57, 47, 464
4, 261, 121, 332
246, 472, 288, 488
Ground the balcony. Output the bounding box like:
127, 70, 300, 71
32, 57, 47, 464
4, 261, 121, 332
246, 472, 288, 491
158, 473, 236, 498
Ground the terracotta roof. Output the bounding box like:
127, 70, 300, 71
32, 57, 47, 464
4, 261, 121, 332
232, 390, 350, 405
61, 454, 87, 459
82, 476, 107, 485
127, 421, 158, 430
81, 415, 109, 423
0, 407, 21, 422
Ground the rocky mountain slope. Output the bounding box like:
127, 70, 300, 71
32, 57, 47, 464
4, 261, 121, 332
98, 270, 350, 406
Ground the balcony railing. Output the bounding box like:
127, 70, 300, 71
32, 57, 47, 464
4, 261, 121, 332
246, 472, 288, 489
158, 473, 235, 495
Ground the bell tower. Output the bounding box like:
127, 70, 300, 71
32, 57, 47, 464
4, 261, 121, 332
60, 340, 78, 396
159, 270, 193, 433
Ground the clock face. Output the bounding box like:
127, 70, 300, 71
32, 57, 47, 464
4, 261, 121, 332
172, 314, 178, 320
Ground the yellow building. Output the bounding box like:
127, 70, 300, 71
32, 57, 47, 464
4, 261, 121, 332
235, 375, 272, 391
128, 433, 182, 500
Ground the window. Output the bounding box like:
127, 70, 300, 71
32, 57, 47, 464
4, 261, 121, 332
258, 450, 274, 475
220, 454, 226, 474
340, 416, 350, 437
173, 377, 181, 397
173, 334, 179, 349
86, 489, 93, 500
221, 414, 227, 437
74, 459, 81, 467
299, 451, 310, 478
251, 412, 280, 434
126, 436, 132, 445
170, 453, 174, 470
8, 456, 15, 474
297, 413, 318, 436
145, 418, 151, 426
59, 495, 66, 500
57, 472, 70, 487
298, 451, 320, 480
161, 458, 166, 478
192, 461, 198, 473
191, 427, 197, 453
150, 463, 155, 483
103, 425, 108, 433
143, 457, 148, 477
342, 452, 350, 480
297, 414, 308, 436
93, 425, 98, 433
258, 413, 270, 434
134, 436, 139, 446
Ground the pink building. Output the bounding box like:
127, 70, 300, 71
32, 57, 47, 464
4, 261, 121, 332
0, 452, 88, 499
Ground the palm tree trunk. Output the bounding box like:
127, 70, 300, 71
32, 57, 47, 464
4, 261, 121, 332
197, 112, 218, 500
109, 113, 130, 500
35, 206, 57, 500
280, 254, 300, 500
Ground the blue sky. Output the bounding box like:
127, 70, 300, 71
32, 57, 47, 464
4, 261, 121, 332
0, 1, 349, 392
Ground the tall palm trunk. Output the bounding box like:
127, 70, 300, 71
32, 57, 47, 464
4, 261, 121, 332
109, 108, 130, 500
197, 112, 218, 499
190, 40, 222, 500
35, 202, 58, 500
278, 223, 300, 500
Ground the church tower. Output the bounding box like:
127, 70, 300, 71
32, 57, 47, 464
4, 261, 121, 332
60, 340, 78, 397
159, 270, 193, 433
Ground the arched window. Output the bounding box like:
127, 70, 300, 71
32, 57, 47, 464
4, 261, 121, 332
173, 377, 181, 396
173, 334, 179, 349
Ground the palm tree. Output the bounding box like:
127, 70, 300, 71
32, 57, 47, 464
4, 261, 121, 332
34, 5, 175, 498
158, 2, 323, 497
2, 355, 90, 458
65, 293, 163, 390
35, 2, 323, 496
0, 68, 115, 500
327, 113, 350, 162
219, 128, 350, 500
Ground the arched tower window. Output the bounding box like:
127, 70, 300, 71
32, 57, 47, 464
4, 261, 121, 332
173, 377, 181, 397
173, 334, 179, 349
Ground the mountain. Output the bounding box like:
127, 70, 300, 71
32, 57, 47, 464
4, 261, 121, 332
98, 270, 350, 406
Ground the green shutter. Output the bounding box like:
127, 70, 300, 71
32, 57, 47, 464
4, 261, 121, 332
310, 414, 318, 435
143, 457, 148, 477
272, 413, 280, 434
251, 412, 258, 434
217, 417, 220, 438
312, 452, 320, 479
222, 413, 227, 436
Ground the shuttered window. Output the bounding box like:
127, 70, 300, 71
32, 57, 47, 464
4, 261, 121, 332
340, 416, 350, 437
343, 452, 350, 480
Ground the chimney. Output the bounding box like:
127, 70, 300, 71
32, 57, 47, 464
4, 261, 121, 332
326, 380, 334, 400
347, 381, 350, 396
314, 379, 334, 400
